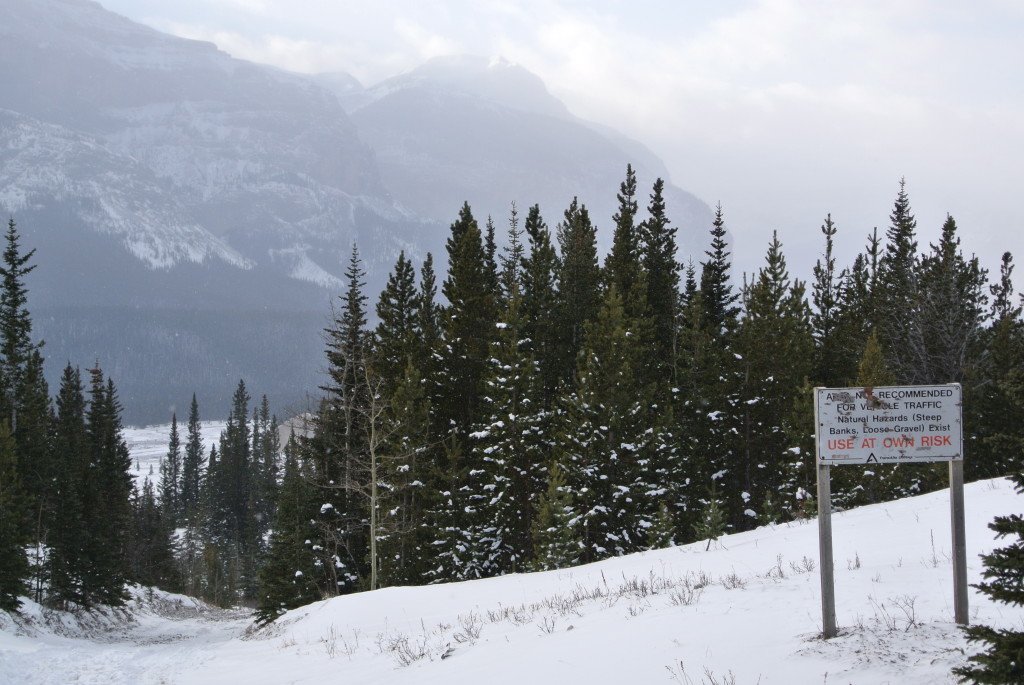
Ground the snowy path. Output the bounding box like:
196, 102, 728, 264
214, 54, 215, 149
0, 592, 252, 685
3, 478, 1023, 684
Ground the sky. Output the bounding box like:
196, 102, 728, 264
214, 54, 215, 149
99, 0, 1024, 283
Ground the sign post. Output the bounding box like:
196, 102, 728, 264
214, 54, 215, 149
813, 384, 966, 638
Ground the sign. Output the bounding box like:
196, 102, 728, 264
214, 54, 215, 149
815, 384, 963, 464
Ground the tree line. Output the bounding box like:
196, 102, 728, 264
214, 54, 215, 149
1, 169, 1021, 647
256, 170, 1023, 622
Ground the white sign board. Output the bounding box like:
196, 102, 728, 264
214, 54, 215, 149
815, 384, 963, 464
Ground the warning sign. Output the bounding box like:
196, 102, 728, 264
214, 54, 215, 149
815, 384, 963, 464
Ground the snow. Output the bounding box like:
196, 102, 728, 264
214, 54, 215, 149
125, 422, 228, 486
3, 477, 1023, 683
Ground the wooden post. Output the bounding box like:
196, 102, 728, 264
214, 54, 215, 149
817, 462, 837, 639
950, 459, 969, 625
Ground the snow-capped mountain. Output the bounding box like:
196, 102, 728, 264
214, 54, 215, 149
0, 0, 712, 422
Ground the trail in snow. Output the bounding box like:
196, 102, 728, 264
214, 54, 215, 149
2, 476, 1022, 684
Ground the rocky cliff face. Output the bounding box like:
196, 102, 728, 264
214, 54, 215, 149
0, 0, 712, 422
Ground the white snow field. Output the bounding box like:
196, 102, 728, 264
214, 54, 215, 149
2, 472, 1022, 684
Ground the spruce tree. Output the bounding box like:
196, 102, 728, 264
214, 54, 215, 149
180, 394, 205, 523
640, 178, 681, 388
256, 437, 321, 624
439, 203, 498, 437
82, 370, 133, 606
0, 419, 27, 611
0, 218, 42, 426
554, 197, 601, 387
463, 207, 547, 575
521, 204, 561, 408
374, 251, 419, 396
699, 203, 740, 337
955, 473, 1024, 683
127, 479, 178, 591
811, 214, 844, 386
159, 413, 182, 526
46, 364, 89, 608
971, 253, 1024, 480
732, 232, 814, 528
530, 463, 580, 571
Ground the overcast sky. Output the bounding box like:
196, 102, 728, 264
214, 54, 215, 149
100, 0, 1024, 284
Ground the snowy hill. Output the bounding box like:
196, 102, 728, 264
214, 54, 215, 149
3, 476, 1021, 684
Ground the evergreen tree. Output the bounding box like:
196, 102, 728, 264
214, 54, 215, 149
640, 177, 681, 388
915, 214, 987, 384
530, 463, 580, 571
554, 197, 601, 387
811, 214, 844, 386
180, 394, 205, 523
0, 420, 27, 611
874, 179, 922, 382
438, 203, 498, 437
256, 436, 321, 624
462, 207, 548, 575
955, 472, 1024, 683
308, 247, 373, 594
374, 251, 420, 396
82, 369, 133, 606
0, 218, 42, 426
521, 205, 561, 408
556, 285, 659, 561
731, 232, 814, 528
46, 364, 89, 608
127, 479, 178, 591
159, 413, 182, 525
699, 203, 741, 337
375, 361, 433, 587
971, 253, 1024, 480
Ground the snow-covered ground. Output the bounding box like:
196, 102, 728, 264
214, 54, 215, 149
3, 469, 1022, 683
126, 422, 227, 487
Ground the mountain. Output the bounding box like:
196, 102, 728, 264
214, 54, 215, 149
337, 55, 711, 253
0, 0, 712, 423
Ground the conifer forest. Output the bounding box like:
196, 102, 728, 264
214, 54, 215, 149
1, 168, 1022, 632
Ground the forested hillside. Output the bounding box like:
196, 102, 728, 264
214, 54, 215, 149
1, 172, 1021, 642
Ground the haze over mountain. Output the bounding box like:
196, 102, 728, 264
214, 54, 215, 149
0, 0, 712, 423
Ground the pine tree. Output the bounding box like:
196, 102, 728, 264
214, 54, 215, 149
46, 364, 89, 608
0, 419, 28, 611
556, 285, 659, 561
971, 253, 1024, 480
521, 204, 561, 407
127, 479, 178, 591
910, 215, 987, 386
640, 177, 681, 388
699, 203, 740, 337
874, 179, 921, 382
530, 463, 579, 571
256, 437, 321, 624
955, 473, 1024, 683
374, 251, 420, 396
693, 484, 727, 551
731, 232, 814, 529
0, 218, 42, 426
82, 369, 133, 606
438, 203, 498, 437
554, 197, 601, 387
462, 207, 548, 575
811, 214, 844, 386
180, 394, 205, 523
159, 413, 183, 526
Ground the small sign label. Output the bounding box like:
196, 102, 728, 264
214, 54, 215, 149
815, 384, 963, 464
